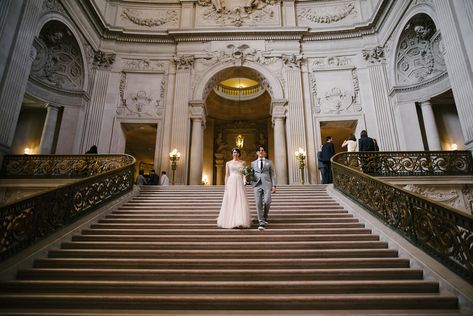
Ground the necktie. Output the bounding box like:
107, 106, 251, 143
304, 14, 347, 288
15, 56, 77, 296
260, 159, 263, 171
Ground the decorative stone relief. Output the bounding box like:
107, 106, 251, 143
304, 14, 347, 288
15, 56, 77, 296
362, 46, 385, 64
122, 58, 165, 71
403, 184, 473, 215
200, 44, 278, 67
30, 21, 84, 91
93, 51, 116, 69
42, 0, 66, 14
298, 2, 357, 25
395, 14, 446, 85
310, 68, 362, 114
173, 55, 195, 71
282, 53, 303, 69
117, 72, 164, 118
312, 56, 353, 69
197, 0, 280, 27
121, 9, 178, 28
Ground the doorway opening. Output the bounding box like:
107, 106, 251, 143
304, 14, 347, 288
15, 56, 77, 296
122, 123, 157, 176
319, 120, 358, 152
11, 95, 50, 155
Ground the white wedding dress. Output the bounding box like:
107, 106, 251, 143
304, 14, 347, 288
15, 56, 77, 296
217, 160, 251, 228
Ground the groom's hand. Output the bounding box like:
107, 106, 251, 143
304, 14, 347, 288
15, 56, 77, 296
272, 186, 276, 193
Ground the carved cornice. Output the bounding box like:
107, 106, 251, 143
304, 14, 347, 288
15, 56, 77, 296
77, 0, 393, 43
169, 27, 309, 42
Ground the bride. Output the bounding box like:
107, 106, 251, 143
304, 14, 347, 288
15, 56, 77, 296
217, 147, 251, 229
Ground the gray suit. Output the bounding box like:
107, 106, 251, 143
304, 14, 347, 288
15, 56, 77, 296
251, 158, 276, 226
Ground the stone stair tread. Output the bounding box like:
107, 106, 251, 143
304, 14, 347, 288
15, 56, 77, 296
0, 293, 458, 310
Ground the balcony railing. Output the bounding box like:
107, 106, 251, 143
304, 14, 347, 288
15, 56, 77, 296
331, 151, 473, 284
214, 84, 265, 101
0, 154, 135, 262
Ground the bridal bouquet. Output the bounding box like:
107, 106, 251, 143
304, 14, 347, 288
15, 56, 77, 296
239, 165, 253, 177
239, 165, 253, 185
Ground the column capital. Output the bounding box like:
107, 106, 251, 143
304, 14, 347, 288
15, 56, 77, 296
189, 100, 207, 126
271, 99, 288, 121
173, 55, 195, 71
93, 50, 116, 69
362, 46, 385, 64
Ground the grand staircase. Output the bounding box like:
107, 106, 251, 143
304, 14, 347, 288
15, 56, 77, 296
0, 185, 462, 314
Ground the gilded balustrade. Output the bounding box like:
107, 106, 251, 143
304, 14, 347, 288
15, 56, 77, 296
331, 151, 473, 283
0, 154, 135, 261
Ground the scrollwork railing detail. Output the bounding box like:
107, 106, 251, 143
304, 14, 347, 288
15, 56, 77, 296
337, 151, 473, 176
332, 151, 473, 283
0, 155, 135, 261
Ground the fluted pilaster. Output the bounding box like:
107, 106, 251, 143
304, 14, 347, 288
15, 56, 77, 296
283, 59, 307, 184
366, 61, 399, 150
433, 0, 473, 150
271, 99, 288, 185
0, 0, 42, 156
170, 56, 194, 184
81, 69, 109, 151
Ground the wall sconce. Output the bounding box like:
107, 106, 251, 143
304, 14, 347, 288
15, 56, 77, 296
202, 175, 209, 185
169, 148, 181, 185
451, 143, 458, 150
295, 147, 306, 184
24, 148, 31, 155
235, 134, 244, 149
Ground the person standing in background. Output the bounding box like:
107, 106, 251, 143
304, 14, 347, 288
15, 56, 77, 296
341, 134, 357, 152
319, 136, 336, 184
160, 171, 169, 186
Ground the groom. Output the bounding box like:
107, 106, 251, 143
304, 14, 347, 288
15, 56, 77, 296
251, 145, 277, 231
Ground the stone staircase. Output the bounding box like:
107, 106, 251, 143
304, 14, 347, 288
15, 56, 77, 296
0, 185, 462, 314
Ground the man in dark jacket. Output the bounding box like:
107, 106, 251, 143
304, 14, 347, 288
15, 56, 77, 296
319, 136, 336, 184
358, 130, 377, 173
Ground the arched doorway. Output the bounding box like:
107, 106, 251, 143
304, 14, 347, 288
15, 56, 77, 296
191, 64, 287, 185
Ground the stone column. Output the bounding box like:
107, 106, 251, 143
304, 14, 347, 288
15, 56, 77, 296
282, 54, 307, 184
170, 55, 194, 184
433, 0, 473, 151
419, 100, 441, 150
271, 99, 288, 185
180, 0, 195, 28
214, 153, 225, 185
39, 104, 61, 154
80, 51, 115, 152
393, 101, 424, 150
189, 101, 206, 185
0, 0, 42, 160
362, 46, 399, 150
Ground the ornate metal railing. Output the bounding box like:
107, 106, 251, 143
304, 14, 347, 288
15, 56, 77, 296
332, 151, 473, 283
337, 150, 473, 176
0, 154, 135, 262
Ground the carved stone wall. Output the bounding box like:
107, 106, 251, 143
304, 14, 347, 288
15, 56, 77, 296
119, 7, 179, 30
395, 14, 446, 86
196, 0, 281, 27
297, 1, 360, 28
30, 20, 84, 91
309, 56, 361, 115
403, 183, 473, 215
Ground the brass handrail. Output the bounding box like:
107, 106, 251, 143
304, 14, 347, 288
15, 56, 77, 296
337, 150, 473, 176
0, 154, 136, 262
332, 151, 473, 283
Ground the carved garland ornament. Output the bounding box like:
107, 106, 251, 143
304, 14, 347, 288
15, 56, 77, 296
121, 9, 178, 27
298, 2, 356, 24
197, 0, 280, 27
